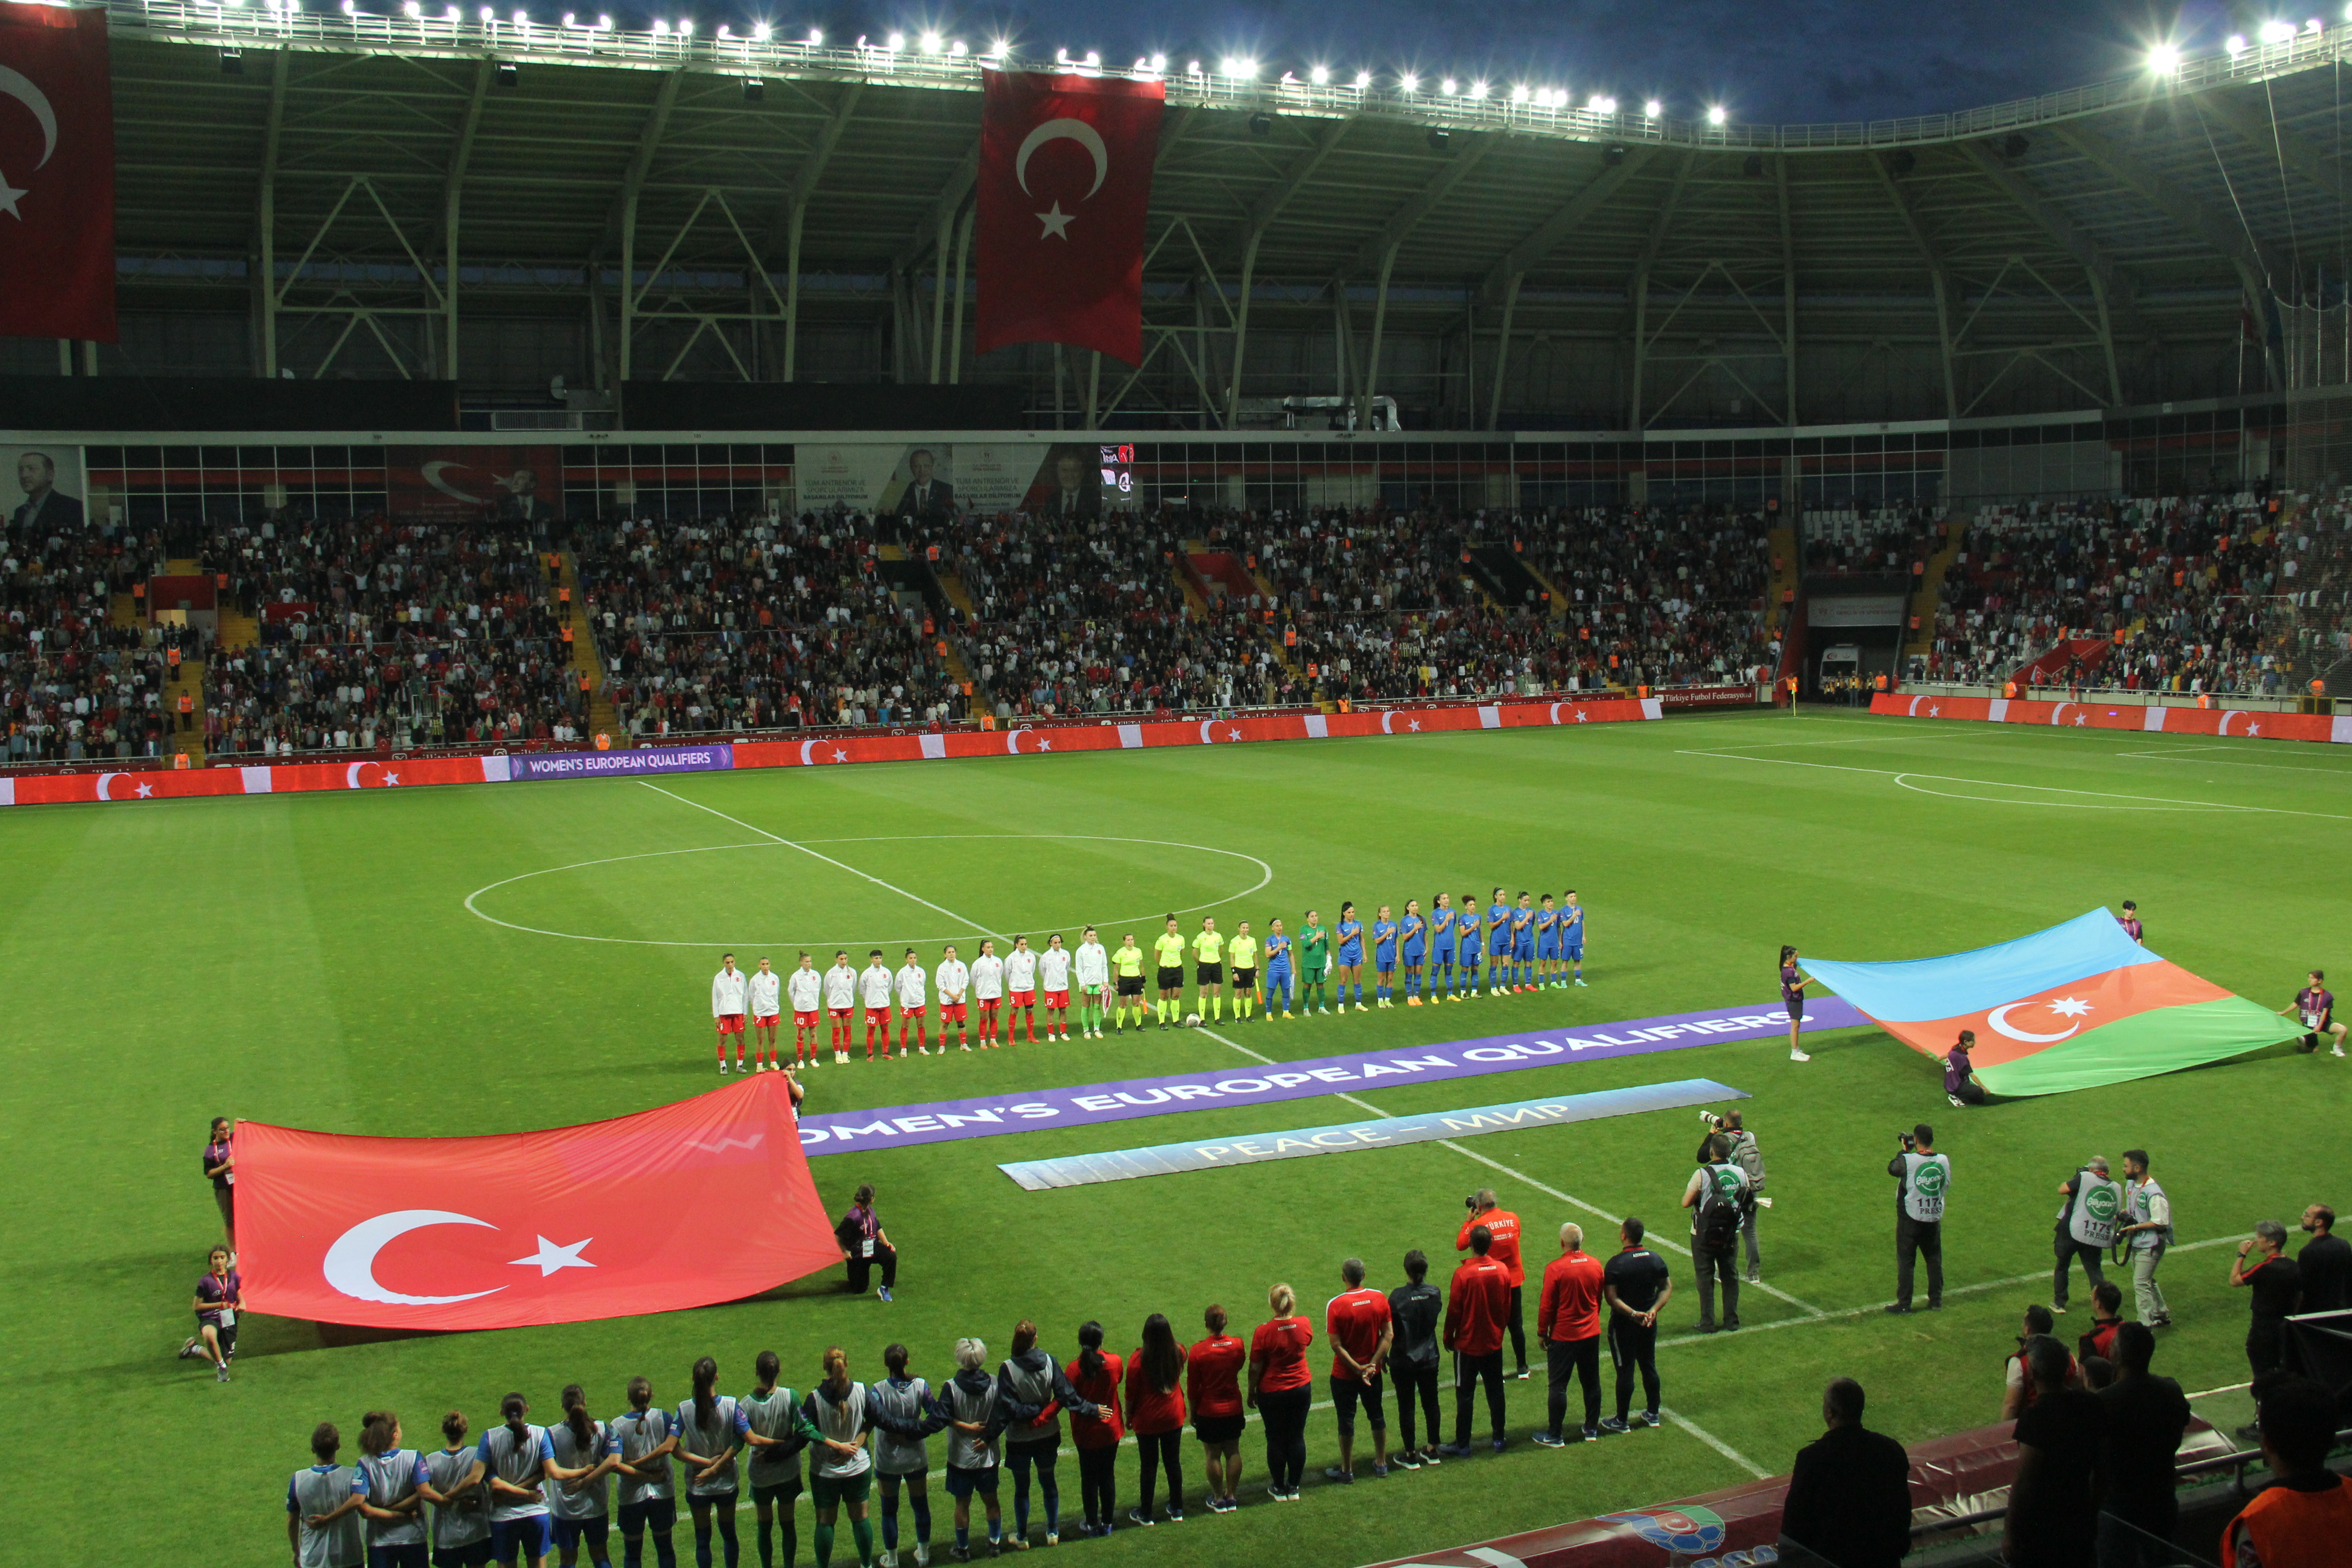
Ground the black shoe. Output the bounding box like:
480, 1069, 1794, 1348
1885, 1303, 1912, 1314
1926, 1300, 1943, 1310
1724, 1316, 1741, 1330
1698, 1322, 1718, 1334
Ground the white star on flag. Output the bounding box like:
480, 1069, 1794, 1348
831, 748, 848, 762
2072, 715, 2085, 725
384, 772, 400, 784
1225, 727, 1242, 740
1037, 737, 1053, 750
136, 781, 154, 797
1573, 710, 1588, 722
1407, 719, 1422, 731
1928, 705, 1941, 717
1036, 201, 1074, 240
0, 172, 24, 220
2247, 722, 2261, 736
509, 1236, 595, 1276
2046, 997, 2094, 1018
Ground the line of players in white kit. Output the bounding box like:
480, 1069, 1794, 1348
709, 934, 1103, 1072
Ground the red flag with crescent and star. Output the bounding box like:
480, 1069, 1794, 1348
233, 1073, 844, 1330
975, 68, 1162, 366
0, 1, 115, 342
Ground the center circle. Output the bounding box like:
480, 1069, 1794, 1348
463, 833, 1276, 948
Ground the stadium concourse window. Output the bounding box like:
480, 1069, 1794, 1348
83, 446, 391, 531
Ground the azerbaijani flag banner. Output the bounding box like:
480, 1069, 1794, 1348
1801, 910, 2302, 1097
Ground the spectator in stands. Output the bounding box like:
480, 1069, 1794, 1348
2232, 1221, 2302, 1384
2003, 1305, 2071, 1420
1776, 1377, 1911, 1568
2006, 1334, 2107, 1568
2219, 1375, 2352, 1568
2078, 1281, 2127, 1364
2297, 1204, 2348, 1313
2097, 1321, 2191, 1567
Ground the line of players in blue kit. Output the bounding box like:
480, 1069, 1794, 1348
1254, 886, 1588, 1018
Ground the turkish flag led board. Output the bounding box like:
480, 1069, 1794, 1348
235, 1073, 845, 1330
0, 2, 116, 342
975, 69, 1162, 366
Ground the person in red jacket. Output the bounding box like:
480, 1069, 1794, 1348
1532, 1222, 1607, 1446
1458, 1191, 1529, 1378
1125, 1314, 1186, 1526
1065, 1322, 1126, 1539
1185, 1306, 1246, 1514
1440, 1226, 1513, 1456
1323, 1258, 1395, 1483
1249, 1284, 1315, 1502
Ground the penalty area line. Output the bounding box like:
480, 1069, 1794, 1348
637, 780, 1008, 938
1192, 1025, 1828, 1320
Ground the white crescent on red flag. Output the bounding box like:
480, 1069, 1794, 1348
0, 2, 116, 342
234, 1073, 843, 1330
975, 69, 1162, 365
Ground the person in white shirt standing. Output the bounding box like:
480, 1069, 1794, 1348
1004, 936, 1040, 1047
859, 950, 897, 1063
787, 953, 825, 1070
895, 949, 932, 1056
1037, 934, 1074, 1043
712, 954, 750, 1075
1073, 926, 1110, 1040
748, 958, 783, 1072
823, 951, 858, 1065
970, 940, 1005, 1050
936, 944, 973, 1052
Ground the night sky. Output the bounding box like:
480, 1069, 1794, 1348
748, 0, 2256, 124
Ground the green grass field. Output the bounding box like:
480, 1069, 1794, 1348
7, 708, 2350, 1568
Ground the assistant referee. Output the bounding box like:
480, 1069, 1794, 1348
1193, 917, 1226, 1024
1153, 916, 1187, 1029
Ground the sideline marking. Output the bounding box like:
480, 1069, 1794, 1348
1672, 750, 2352, 823
1891, 774, 2249, 812
1195, 1024, 1828, 1320
2115, 745, 2352, 775
464, 830, 1273, 947
1661, 1406, 1770, 1478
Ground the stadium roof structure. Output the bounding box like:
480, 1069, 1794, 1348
75, 5, 2352, 428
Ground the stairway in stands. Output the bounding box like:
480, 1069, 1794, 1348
1241, 557, 1312, 686
162, 557, 209, 765
555, 550, 619, 742
882, 544, 988, 713
1765, 524, 1803, 692
1902, 517, 1967, 667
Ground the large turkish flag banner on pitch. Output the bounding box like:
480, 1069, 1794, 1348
234, 1074, 845, 1330
0, 2, 116, 341
975, 69, 1161, 365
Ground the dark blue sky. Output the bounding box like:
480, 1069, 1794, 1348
760, 0, 2255, 123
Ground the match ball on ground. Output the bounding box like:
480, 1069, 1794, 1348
1183, 1012, 1201, 1027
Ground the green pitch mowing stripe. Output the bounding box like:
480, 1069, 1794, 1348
4, 710, 2349, 1568
998, 1078, 1749, 1188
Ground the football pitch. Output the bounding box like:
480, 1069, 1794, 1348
7, 708, 2350, 1567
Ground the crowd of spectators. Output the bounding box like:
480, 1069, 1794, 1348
1, 512, 176, 762
1918, 493, 2330, 695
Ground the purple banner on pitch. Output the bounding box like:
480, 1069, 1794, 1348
510, 744, 735, 781
799, 996, 1866, 1153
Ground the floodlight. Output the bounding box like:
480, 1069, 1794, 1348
2147, 43, 2180, 73
1643, 98, 1662, 117
920, 30, 940, 51
1706, 104, 1727, 125
1149, 52, 1166, 69
1441, 77, 1457, 95
807, 27, 823, 43
1309, 64, 1329, 84
2259, 19, 2295, 41
950, 40, 965, 56
1399, 72, 1418, 92
1470, 79, 1488, 98
2226, 32, 2247, 53
402, 1, 419, 16
884, 30, 903, 49
1353, 69, 1371, 87
1222, 56, 1254, 77
479, 6, 493, 19
751, 21, 769, 39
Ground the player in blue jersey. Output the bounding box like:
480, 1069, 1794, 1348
1261, 919, 1294, 1020
1509, 892, 1536, 992
1334, 902, 1368, 1012
1535, 894, 1560, 989
1428, 894, 1456, 1000
1399, 898, 1428, 1006
1459, 891, 1485, 998
1371, 906, 1400, 1008
1486, 888, 1514, 995
1561, 890, 1587, 986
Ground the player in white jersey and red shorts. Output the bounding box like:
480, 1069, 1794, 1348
711, 955, 749, 1074
936, 945, 972, 1051
747, 959, 783, 1070
1004, 936, 1040, 1046
786, 954, 824, 1068
823, 951, 858, 1065
858, 951, 896, 1062
1038, 934, 1074, 1042
970, 940, 1005, 1049
894, 949, 931, 1056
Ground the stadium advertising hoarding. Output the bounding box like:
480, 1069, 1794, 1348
794, 1000, 1864, 1153
387, 444, 563, 523
1657, 684, 1769, 711
1869, 691, 2351, 742
793, 440, 1137, 516
509, 744, 733, 781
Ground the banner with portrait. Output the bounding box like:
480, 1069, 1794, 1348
387, 445, 562, 524
2, 443, 89, 532
791, 441, 1137, 520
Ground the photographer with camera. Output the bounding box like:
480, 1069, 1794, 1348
1702, 1110, 1770, 1285
2053, 1156, 2125, 1314
1681, 1134, 1754, 1333
1886, 1123, 1949, 1314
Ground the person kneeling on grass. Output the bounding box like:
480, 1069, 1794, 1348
181, 1244, 241, 1382
1944, 1031, 1987, 1107
2280, 970, 2347, 1058
931, 1340, 1008, 1563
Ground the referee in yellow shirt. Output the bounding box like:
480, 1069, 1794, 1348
1153, 916, 1188, 1029
1112, 933, 1147, 1033
1227, 921, 1260, 1021
1193, 916, 1227, 1024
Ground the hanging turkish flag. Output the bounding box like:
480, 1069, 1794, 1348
975, 69, 1161, 366
0, 2, 115, 342
233, 1074, 845, 1331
